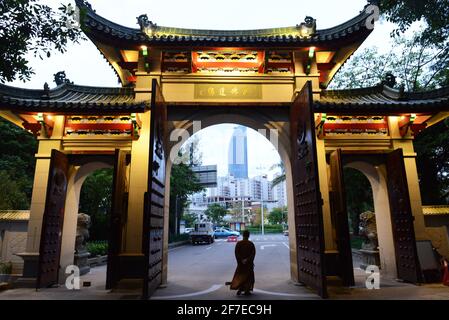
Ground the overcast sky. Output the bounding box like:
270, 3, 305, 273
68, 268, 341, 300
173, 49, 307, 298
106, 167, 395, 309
7, 0, 396, 179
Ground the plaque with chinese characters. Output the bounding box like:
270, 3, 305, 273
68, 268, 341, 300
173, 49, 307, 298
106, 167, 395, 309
194, 84, 262, 99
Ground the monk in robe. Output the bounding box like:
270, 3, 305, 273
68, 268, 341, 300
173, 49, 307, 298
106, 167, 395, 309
230, 230, 256, 295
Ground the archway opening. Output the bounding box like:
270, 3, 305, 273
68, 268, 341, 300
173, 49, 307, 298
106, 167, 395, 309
66, 165, 114, 286
162, 123, 293, 299
342, 167, 375, 273
341, 160, 398, 283
78, 168, 113, 277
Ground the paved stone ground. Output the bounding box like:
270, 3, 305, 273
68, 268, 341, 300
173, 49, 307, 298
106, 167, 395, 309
0, 234, 448, 300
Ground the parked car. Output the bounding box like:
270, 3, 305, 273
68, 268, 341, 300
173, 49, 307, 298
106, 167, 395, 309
190, 222, 215, 244
214, 227, 240, 238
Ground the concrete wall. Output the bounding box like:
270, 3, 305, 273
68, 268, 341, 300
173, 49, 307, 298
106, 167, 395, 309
0, 221, 28, 274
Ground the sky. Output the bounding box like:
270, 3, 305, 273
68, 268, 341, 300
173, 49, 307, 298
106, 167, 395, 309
7, 0, 397, 180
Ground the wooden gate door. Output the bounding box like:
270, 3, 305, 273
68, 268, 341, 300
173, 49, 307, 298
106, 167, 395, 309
106, 149, 128, 289
37, 149, 69, 288
290, 81, 328, 298
142, 79, 167, 299
330, 149, 354, 286
386, 149, 422, 283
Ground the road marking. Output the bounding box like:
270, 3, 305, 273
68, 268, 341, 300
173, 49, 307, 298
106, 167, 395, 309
260, 244, 276, 250
282, 242, 289, 249
151, 284, 223, 300
253, 288, 313, 297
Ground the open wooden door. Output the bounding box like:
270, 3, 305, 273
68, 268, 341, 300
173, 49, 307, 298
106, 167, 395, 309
37, 149, 69, 288
386, 149, 422, 283
142, 79, 167, 299
290, 81, 328, 298
329, 149, 354, 287
106, 149, 128, 289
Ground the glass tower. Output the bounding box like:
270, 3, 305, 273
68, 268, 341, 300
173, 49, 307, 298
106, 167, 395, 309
228, 126, 248, 179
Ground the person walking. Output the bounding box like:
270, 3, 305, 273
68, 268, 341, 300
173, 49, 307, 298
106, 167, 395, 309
230, 230, 256, 296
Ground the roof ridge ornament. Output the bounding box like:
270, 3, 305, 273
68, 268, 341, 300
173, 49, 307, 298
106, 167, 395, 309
296, 16, 316, 39
137, 14, 158, 36
54, 71, 73, 86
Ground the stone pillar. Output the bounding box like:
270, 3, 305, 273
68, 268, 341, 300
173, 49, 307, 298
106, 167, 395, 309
389, 117, 427, 240
118, 71, 161, 282
18, 116, 65, 283
315, 138, 336, 251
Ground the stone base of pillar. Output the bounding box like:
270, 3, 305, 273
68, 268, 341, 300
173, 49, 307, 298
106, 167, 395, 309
14, 252, 39, 287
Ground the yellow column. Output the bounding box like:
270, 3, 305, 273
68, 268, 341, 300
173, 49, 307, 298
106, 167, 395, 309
315, 138, 335, 251
20, 116, 65, 278
389, 117, 427, 240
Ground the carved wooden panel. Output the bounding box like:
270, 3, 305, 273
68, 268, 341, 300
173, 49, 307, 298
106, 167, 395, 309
37, 149, 69, 288
143, 79, 167, 299
290, 81, 327, 298
330, 149, 354, 286
106, 149, 127, 289
386, 149, 422, 283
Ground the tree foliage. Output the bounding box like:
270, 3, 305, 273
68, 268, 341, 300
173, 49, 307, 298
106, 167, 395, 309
204, 203, 228, 225
330, 30, 448, 91
0, 119, 37, 209
268, 207, 287, 225
343, 168, 374, 236
379, 0, 449, 45
169, 162, 204, 234
79, 168, 113, 241
0, 0, 85, 82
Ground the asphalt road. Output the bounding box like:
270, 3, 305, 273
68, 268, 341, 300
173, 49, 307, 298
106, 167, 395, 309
151, 233, 317, 300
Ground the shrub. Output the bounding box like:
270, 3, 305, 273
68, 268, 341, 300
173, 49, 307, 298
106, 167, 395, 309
86, 241, 108, 257
0, 262, 12, 274
169, 233, 190, 243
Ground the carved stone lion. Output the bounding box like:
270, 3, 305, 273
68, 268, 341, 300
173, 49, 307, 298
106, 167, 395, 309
75, 213, 91, 253
359, 211, 378, 250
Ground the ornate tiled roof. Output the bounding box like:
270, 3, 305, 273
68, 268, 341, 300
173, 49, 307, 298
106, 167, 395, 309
0, 83, 147, 113
422, 205, 449, 216
314, 85, 449, 114
0, 210, 30, 221
75, 0, 373, 48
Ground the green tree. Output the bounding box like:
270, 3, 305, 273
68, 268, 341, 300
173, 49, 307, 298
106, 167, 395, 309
169, 163, 203, 235
79, 168, 113, 241
0, 118, 37, 208
343, 168, 374, 235
271, 162, 286, 187
0, 0, 85, 82
182, 212, 197, 228
268, 207, 287, 225
0, 170, 30, 209
379, 0, 449, 86
204, 203, 228, 225
330, 30, 448, 91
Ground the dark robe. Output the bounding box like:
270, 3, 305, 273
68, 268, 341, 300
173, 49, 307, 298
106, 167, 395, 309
230, 239, 256, 292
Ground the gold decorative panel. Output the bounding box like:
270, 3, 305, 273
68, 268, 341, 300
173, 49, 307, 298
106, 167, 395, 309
194, 84, 262, 99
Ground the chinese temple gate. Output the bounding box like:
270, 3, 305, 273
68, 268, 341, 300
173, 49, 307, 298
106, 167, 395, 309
0, 0, 449, 298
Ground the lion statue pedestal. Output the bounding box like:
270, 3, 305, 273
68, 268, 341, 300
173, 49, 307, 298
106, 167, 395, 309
358, 211, 380, 269
74, 213, 91, 275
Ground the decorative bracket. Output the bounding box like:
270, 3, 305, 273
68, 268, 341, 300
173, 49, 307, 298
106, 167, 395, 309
315, 113, 326, 139
131, 113, 142, 140
399, 114, 431, 137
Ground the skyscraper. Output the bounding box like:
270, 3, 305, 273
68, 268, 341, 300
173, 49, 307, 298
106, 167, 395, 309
228, 125, 248, 179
